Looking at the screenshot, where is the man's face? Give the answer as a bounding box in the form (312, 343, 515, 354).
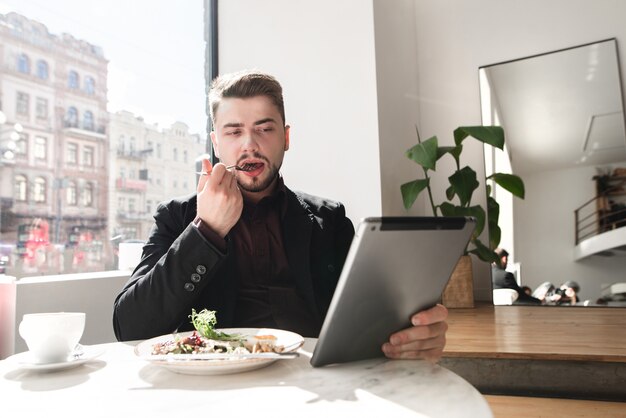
(210, 96, 289, 199)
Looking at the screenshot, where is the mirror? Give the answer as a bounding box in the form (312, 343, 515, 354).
(480, 39, 626, 306)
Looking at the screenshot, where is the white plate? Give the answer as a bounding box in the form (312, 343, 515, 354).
(9, 345, 105, 372)
(135, 328, 304, 375)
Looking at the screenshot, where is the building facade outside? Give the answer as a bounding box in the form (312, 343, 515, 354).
(0, 12, 109, 276)
(108, 112, 206, 267)
(0, 11, 207, 277)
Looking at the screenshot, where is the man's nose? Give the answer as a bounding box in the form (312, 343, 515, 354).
(241, 131, 260, 151)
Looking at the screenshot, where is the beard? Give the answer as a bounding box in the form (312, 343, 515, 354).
(236, 153, 281, 194)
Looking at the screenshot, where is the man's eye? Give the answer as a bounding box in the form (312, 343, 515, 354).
(226, 130, 241, 136)
(259, 127, 274, 133)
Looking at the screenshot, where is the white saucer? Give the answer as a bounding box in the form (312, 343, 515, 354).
(9, 345, 105, 372)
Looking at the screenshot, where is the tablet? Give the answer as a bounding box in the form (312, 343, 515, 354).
(310, 216, 476, 367)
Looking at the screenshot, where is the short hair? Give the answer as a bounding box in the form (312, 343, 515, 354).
(494, 248, 509, 258)
(208, 70, 285, 126)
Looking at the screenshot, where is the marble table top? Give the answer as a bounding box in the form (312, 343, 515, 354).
(0, 338, 492, 418)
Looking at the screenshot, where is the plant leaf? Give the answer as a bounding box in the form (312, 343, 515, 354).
(454, 126, 505, 149)
(468, 238, 499, 263)
(445, 185, 455, 201)
(448, 166, 479, 207)
(401, 179, 430, 210)
(438, 144, 463, 168)
(487, 195, 501, 250)
(439, 203, 485, 238)
(488, 173, 525, 199)
(406, 136, 438, 171)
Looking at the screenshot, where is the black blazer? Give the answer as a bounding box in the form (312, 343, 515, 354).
(491, 266, 541, 305)
(113, 187, 355, 341)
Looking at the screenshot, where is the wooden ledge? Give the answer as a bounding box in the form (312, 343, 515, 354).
(444, 303, 626, 363)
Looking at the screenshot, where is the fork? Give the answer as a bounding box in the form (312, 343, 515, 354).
(196, 164, 254, 176)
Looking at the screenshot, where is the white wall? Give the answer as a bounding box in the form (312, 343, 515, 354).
(412, 0, 626, 300)
(218, 0, 382, 224)
(372, 0, 425, 217)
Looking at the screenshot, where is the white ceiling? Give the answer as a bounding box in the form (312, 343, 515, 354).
(480, 39, 626, 176)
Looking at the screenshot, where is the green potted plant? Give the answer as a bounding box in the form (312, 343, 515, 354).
(401, 126, 525, 264)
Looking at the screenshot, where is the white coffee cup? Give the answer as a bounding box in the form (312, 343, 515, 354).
(18, 312, 86, 364)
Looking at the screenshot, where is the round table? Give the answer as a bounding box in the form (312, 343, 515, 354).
(1, 338, 492, 417)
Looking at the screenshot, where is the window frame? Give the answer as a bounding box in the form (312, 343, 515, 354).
(17, 53, 30, 74)
(16, 91, 29, 116)
(34, 136, 47, 161)
(68, 70, 80, 89)
(33, 177, 47, 203)
(14, 174, 28, 201)
(36, 59, 49, 80)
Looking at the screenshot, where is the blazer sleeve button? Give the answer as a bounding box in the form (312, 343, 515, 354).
(196, 265, 207, 274)
(191, 273, 201, 283)
(184, 283, 195, 292)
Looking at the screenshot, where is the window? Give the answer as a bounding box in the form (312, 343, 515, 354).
(0, 2, 207, 279)
(66, 143, 78, 164)
(33, 177, 47, 203)
(118, 197, 125, 211)
(146, 200, 152, 214)
(173, 148, 178, 161)
(34, 136, 47, 160)
(83, 110, 94, 130)
(15, 175, 27, 201)
(66, 106, 78, 127)
(128, 197, 136, 213)
(68, 70, 79, 89)
(36, 60, 49, 80)
(36, 97, 48, 119)
(16, 92, 29, 116)
(183, 150, 188, 163)
(17, 53, 30, 74)
(84, 76, 95, 94)
(82, 183, 94, 207)
(173, 179, 177, 188)
(83, 146, 94, 166)
(156, 143, 162, 158)
(15, 133, 28, 157)
(118, 135, 126, 153)
(66, 181, 77, 205)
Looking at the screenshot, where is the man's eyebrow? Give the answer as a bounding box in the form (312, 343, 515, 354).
(254, 118, 277, 126)
(222, 122, 244, 129)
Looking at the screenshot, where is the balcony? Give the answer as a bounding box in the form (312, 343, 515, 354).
(62, 121, 106, 140)
(115, 178, 147, 192)
(116, 211, 149, 221)
(116, 148, 153, 160)
(574, 173, 626, 259)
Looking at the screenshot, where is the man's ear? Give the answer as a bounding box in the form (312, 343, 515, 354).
(210, 131, 220, 158)
(284, 125, 290, 151)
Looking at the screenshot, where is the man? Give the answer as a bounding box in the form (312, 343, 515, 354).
(491, 248, 541, 305)
(113, 70, 448, 361)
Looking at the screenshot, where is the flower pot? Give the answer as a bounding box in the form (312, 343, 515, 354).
(442, 255, 474, 308)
